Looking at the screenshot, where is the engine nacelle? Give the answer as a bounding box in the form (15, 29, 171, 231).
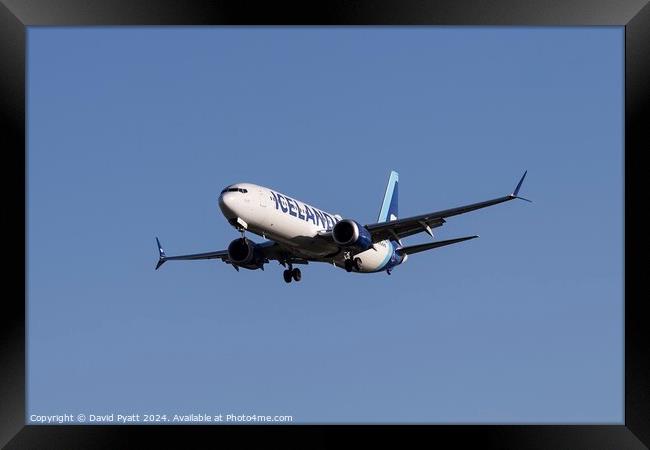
(332, 219, 373, 251)
(227, 238, 265, 270)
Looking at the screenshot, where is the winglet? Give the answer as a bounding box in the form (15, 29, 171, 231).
(513, 170, 527, 196)
(511, 170, 532, 202)
(155, 237, 167, 270)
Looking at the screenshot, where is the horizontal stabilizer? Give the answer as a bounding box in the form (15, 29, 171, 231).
(396, 235, 478, 256)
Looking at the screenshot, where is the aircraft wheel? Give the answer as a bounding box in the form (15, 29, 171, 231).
(353, 257, 362, 270)
(344, 259, 353, 272)
(292, 268, 301, 282)
(283, 269, 292, 283)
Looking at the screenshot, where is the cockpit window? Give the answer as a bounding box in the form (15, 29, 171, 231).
(221, 187, 248, 194)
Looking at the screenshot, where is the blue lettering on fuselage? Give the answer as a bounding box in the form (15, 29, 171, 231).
(313, 209, 323, 227)
(271, 191, 280, 210)
(286, 197, 297, 217)
(304, 205, 315, 224)
(270, 190, 340, 230)
(324, 213, 335, 230)
(277, 194, 288, 213)
(322, 213, 330, 229)
(270, 191, 279, 209)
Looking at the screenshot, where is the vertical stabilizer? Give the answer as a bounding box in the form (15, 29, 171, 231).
(377, 170, 399, 222)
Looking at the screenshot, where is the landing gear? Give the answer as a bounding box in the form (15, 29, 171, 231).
(282, 263, 302, 283)
(283, 269, 292, 283)
(344, 257, 361, 272)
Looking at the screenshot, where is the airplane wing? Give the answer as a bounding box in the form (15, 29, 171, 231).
(365, 171, 530, 243)
(154, 237, 300, 270)
(155, 237, 228, 270)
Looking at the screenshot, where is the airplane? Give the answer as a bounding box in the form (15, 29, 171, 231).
(155, 170, 530, 283)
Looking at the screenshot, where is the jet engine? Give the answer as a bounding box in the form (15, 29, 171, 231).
(332, 219, 373, 251)
(227, 238, 265, 270)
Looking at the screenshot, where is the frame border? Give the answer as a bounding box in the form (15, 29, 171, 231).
(1, 1, 647, 447)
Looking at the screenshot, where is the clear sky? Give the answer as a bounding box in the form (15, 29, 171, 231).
(27, 27, 623, 424)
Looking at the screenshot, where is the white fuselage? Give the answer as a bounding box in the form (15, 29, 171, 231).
(218, 183, 396, 273)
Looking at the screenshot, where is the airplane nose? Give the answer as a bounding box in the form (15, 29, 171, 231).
(218, 192, 237, 218)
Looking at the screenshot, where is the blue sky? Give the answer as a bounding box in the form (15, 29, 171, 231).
(27, 27, 623, 423)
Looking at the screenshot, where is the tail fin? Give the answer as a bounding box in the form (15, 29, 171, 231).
(377, 170, 399, 223)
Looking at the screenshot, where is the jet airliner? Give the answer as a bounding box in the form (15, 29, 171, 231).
(155, 171, 530, 283)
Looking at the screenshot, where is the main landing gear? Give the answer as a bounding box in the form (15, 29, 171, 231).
(282, 263, 302, 283)
(344, 256, 362, 273)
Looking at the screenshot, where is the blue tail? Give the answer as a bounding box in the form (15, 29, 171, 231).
(377, 170, 399, 222)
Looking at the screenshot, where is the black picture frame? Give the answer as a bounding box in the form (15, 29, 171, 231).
(2, 1, 647, 448)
